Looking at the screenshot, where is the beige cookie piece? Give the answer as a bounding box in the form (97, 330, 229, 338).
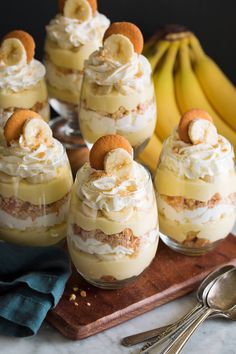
(4, 109, 41, 146)
(89, 134, 133, 170)
(178, 109, 213, 144)
(3, 30, 35, 63)
(103, 22, 144, 55)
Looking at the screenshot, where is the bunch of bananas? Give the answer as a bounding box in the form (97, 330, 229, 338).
(139, 27, 236, 171)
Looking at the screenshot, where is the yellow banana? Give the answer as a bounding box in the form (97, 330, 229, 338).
(154, 41, 181, 141)
(175, 39, 236, 151)
(147, 40, 170, 71)
(138, 133, 162, 172)
(190, 35, 236, 131)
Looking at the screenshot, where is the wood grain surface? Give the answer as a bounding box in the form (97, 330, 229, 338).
(47, 235, 236, 340)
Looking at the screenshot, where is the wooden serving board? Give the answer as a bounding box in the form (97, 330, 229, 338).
(47, 234, 236, 340)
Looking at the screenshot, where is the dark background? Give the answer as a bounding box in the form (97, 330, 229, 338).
(0, 0, 236, 84)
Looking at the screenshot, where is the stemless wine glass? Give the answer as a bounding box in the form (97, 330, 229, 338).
(0, 110, 73, 246)
(79, 22, 157, 156)
(155, 123, 236, 256)
(67, 135, 159, 289)
(0, 30, 50, 141)
(44, 0, 110, 148)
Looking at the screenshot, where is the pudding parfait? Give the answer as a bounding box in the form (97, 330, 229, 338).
(155, 109, 236, 255)
(44, 0, 110, 146)
(0, 30, 49, 140)
(67, 134, 159, 289)
(0, 109, 73, 246)
(79, 22, 156, 154)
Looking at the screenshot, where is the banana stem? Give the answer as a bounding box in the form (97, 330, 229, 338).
(189, 35, 206, 60)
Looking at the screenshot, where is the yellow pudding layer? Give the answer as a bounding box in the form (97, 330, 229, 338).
(155, 167, 236, 202)
(80, 115, 155, 147)
(67, 236, 158, 281)
(69, 194, 158, 236)
(48, 83, 80, 105)
(159, 212, 235, 244)
(0, 80, 48, 110)
(45, 39, 99, 71)
(0, 164, 73, 205)
(81, 80, 155, 113)
(0, 222, 66, 246)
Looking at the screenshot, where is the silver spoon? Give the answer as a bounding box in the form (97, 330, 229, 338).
(141, 267, 236, 354)
(161, 305, 236, 354)
(139, 268, 225, 353)
(121, 264, 234, 347)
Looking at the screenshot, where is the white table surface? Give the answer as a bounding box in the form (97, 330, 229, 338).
(1, 233, 235, 354)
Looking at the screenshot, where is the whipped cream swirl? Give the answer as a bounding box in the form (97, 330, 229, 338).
(46, 13, 110, 49)
(0, 58, 46, 93)
(0, 139, 66, 183)
(159, 129, 235, 179)
(76, 161, 152, 216)
(84, 50, 152, 94)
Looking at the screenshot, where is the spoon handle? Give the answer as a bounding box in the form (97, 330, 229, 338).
(160, 307, 213, 354)
(122, 302, 202, 347)
(137, 304, 203, 353)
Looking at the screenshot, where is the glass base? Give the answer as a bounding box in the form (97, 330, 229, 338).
(78, 272, 140, 290)
(160, 232, 223, 256)
(76, 263, 153, 290)
(133, 137, 150, 159)
(50, 116, 86, 150)
(49, 98, 85, 150)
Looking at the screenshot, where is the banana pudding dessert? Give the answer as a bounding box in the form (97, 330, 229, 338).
(67, 135, 159, 289)
(79, 22, 156, 153)
(45, 0, 110, 110)
(155, 109, 236, 255)
(0, 110, 73, 246)
(0, 30, 49, 137)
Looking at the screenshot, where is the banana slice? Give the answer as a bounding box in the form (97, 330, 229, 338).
(21, 118, 53, 149)
(81, 202, 97, 218)
(188, 119, 218, 146)
(0, 171, 19, 184)
(104, 34, 134, 64)
(64, 0, 92, 21)
(104, 148, 133, 178)
(102, 207, 133, 222)
(0, 38, 26, 66)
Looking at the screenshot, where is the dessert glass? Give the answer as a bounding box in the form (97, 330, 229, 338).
(155, 116, 236, 256)
(0, 110, 73, 246)
(79, 22, 157, 155)
(0, 30, 50, 141)
(67, 136, 159, 289)
(44, 0, 110, 148)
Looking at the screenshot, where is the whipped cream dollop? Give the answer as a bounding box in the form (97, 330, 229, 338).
(159, 129, 235, 179)
(46, 13, 110, 49)
(0, 57, 45, 93)
(0, 138, 66, 183)
(76, 161, 152, 219)
(84, 50, 152, 94)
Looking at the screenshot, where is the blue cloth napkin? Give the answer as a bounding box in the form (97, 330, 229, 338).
(0, 243, 71, 337)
